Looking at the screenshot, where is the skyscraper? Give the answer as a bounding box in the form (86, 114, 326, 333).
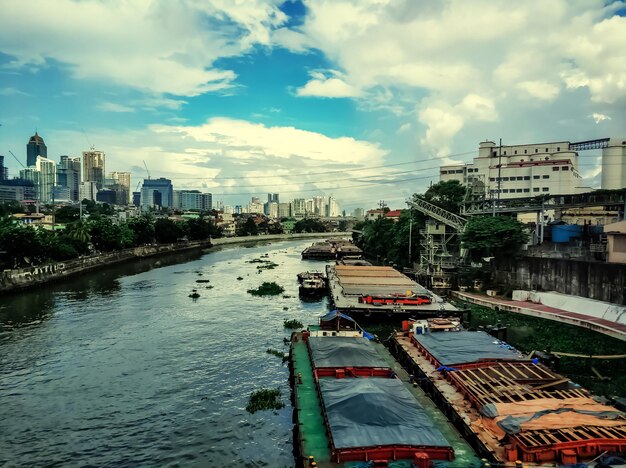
(110, 171, 131, 204)
(0, 155, 8, 180)
(58, 155, 81, 201)
(36, 156, 57, 203)
(82, 150, 105, 189)
(26, 132, 47, 167)
(19, 167, 41, 201)
(140, 177, 173, 210)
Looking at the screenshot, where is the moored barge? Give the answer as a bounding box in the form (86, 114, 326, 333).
(289, 311, 481, 467)
(301, 240, 363, 260)
(389, 321, 626, 466)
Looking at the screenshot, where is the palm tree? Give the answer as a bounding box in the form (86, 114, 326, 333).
(67, 220, 91, 244)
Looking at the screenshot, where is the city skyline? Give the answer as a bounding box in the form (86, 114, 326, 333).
(1, 1, 625, 210)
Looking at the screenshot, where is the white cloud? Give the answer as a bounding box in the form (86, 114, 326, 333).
(97, 102, 134, 113)
(0, 0, 287, 97)
(284, 0, 626, 151)
(0, 87, 29, 96)
(296, 71, 362, 98)
(396, 123, 412, 134)
(590, 112, 611, 123)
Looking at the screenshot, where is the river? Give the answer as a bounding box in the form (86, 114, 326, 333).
(0, 239, 331, 467)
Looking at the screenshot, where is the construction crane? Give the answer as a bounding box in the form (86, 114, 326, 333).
(143, 160, 150, 180)
(8, 150, 25, 168)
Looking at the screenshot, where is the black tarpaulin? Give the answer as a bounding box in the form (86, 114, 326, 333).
(414, 331, 525, 366)
(308, 337, 388, 368)
(319, 378, 451, 449)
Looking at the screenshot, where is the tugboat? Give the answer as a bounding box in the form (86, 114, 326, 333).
(296, 271, 325, 284)
(299, 276, 327, 297)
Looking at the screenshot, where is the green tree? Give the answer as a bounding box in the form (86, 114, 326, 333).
(89, 218, 126, 252)
(0, 201, 24, 217)
(66, 221, 91, 244)
(128, 214, 155, 245)
(54, 206, 80, 224)
(154, 218, 184, 243)
(294, 218, 326, 233)
(461, 216, 529, 260)
(417, 180, 466, 214)
(237, 218, 258, 236)
(0, 220, 45, 267)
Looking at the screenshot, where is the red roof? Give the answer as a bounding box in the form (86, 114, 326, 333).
(385, 210, 403, 217)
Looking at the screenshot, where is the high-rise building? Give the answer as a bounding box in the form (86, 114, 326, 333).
(82, 150, 105, 189)
(79, 181, 98, 201)
(179, 190, 212, 211)
(140, 177, 173, 210)
(19, 167, 41, 201)
(0, 178, 36, 203)
(278, 202, 291, 218)
(58, 155, 81, 201)
(268, 201, 279, 218)
(26, 132, 47, 167)
(267, 193, 279, 203)
(36, 156, 56, 203)
(0, 155, 8, 180)
(110, 171, 131, 203)
(291, 198, 306, 218)
(327, 195, 340, 217)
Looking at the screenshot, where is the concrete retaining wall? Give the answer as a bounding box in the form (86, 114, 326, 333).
(493, 256, 626, 305)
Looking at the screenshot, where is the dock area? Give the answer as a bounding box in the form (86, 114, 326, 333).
(327, 264, 460, 318)
(389, 328, 626, 466)
(451, 290, 626, 342)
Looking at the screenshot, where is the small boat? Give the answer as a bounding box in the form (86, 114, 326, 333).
(296, 270, 326, 284)
(299, 277, 327, 296)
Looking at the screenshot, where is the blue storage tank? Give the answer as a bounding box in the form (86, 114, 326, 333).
(552, 224, 582, 243)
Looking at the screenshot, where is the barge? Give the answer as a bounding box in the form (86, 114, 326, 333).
(289, 311, 481, 467)
(301, 240, 363, 260)
(389, 321, 626, 466)
(327, 264, 462, 319)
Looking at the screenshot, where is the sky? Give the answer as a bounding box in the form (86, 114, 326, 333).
(0, 0, 625, 211)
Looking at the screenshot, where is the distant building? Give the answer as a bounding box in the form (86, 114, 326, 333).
(19, 167, 41, 201)
(0, 178, 36, 203)
(52, 186, 72, 203)
(35, 156, 56, 203)
(601, 138, 626, 190)
(79, 181, 98, 201)
(268, 193, 279, 203)
(327, 195, 340, 217)
(366, 209, 385, 221)
(26, 132, 47, 167)
(96, 189, 117, 205)
(0, 155, 8, 180)
(180, 190, 212, 211)
(58, 156, 81, 201)
(385, 209, 403, 221)
(140, 177, 173, 210)
(110, 171, 131, 203)
(604, 220, 626, 264)
(277, 202, 291, 218)
(83, 150, 105, 189)
(132, 191, 141, 207)
(291, 198, 306, 218)
(352, 208, 365, 220)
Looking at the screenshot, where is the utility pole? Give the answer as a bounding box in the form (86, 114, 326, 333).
(408, 212, 413, 264)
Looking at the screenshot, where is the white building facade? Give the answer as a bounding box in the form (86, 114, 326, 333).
(440, 140, 585, 199)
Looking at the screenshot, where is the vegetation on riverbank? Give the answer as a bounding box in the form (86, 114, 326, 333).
(0, 210, 222, 269)
(246, 388, 285, 413)
(283, 319, 303, 329)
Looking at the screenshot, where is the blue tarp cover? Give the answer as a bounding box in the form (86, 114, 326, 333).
(414, 331, 525, 366)
(319, 378, 451, 450)
(309, 337, 388, 368)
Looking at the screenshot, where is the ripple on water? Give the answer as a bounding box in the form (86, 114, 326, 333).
(0, 240, 326, 467)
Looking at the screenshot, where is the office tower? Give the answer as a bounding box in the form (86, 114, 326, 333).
(58, 155, 81, 201)
(26, 132, 47, 167)
(110, 171, 131, 203)
(0, 156, 8, 180)
(327, 195, 340, 217)
(82, 150, 105, 189)
(36, 156, 56, 203)
(140, 177, 173, 210)
(79, 181, 98, 201)
(19, 167, 41, 201)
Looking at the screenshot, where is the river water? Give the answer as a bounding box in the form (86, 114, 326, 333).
(0, 239, 331, 467)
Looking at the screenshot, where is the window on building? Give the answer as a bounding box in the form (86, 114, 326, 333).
(545, 148, 549, 152)
(524, 176, 530, 180)
(557, 147, 560, 151)
(530, 158, 534, 161)
(516, 176, 523, 180)
(533, 188, 540, 192)
(503, 189, 509, 193)
(521, 159, 524, 162)
(533, 175, 540, 179)
(489, 177, 495, 182)
(514, 150, 517, 154)
(503, 151, 507, 155)
(492, 151, 497, 156)
(542, 187, 549, 192)
(524, 149, 528, 154)
(552, 167, 559, 171)
(543, 175, 549, 179)
(535, 149, 538, 153)
(562, 166, 569, 171)
(523, 188, 530, 192)
(441, 171, 447, 174)
(502, 177, 509, 181)
(456, 169, 463, 173)
(516, 189, 523, 193)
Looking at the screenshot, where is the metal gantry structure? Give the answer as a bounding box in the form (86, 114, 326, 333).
(409, 197, 468, 290)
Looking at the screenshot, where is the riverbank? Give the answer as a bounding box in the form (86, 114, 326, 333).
(0, 231, 351, 295)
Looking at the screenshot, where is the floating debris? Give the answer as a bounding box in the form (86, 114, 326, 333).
(266, 348, 285, 358)
(284, 319, 303, 329)
(196, 279, 211, 283)
(283, 306, 289, 311)
(256, 262, 278, 270)
(237, 276, 244, 281)
(282, 295, 292, 299)
(247, 282, 285, 296)
(246, 388, 284, 413)
(206, 286, 214, 289)
(189, 289, 201, 299)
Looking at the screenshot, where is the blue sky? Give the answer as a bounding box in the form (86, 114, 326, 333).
(1, 0, 625, 210)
